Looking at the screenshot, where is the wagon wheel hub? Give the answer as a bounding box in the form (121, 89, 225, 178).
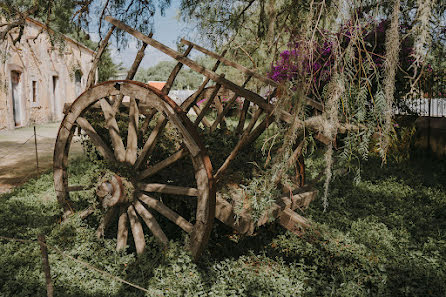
(96, 174, 135, 208)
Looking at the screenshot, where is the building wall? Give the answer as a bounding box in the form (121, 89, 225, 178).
(0, 19, 95, 130)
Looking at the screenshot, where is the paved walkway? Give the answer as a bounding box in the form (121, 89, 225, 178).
(0, 122, 82, 194)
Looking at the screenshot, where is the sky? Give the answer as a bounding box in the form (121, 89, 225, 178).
(96, 1, 198, 71)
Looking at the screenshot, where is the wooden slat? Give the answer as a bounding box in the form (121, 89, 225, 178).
(138, 148, 188, 180)
(86, 26, 115, 89)
(138, 193, 193, 233)
(180, 38, 278, 87)
(125, 97, 138, 165)
(279, 208, 310, 233)
(100, 98, 126, 162)
(104, 17, 293, 123)
(210, 75, 251, 132)
(180, 51, 226, 112)
(76, 117, 116, 162)
(112, 41, 149, 112)
(192, 105, 212, 128)
(235, 98, 250, 136)
(138, 182, 198, 197)
(134, 116, 167, 169)
(127, 205, 146, 255)
(194, 83, 222, 126)
(116, 205, 129, 251)
(214, 108, 264, 180)
(133, 200, 168, 244)
(162, 44, 193, 95)
(215, 195, 255, 235)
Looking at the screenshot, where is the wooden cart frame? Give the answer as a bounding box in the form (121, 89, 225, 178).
(54, 17, 318, 259)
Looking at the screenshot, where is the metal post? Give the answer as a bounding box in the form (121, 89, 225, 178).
(34, 126, 39, 173)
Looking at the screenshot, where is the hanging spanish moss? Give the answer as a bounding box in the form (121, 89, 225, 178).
(381, 0, 401, 161)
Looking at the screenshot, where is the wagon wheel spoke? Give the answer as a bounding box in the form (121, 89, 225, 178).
(76, 116, 117, 162)
(125, 97, 139, 165)
(134, 116, 168, 169)
(140, 108, 157, 137)
(100, 98, 126, 162)
(137, 193, 193, 233)
(127, 204, 146, 254)
(138, 182, 198, 197)
(133, 200, 169, 244)
(96, 206, 118, 239)
(137, 148, 189, 180)
(116, 205, 129, 251)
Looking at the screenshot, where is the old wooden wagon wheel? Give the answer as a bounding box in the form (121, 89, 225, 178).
(54, 80, 215, 259)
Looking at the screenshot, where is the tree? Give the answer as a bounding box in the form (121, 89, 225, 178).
(179, 0, 445, 208)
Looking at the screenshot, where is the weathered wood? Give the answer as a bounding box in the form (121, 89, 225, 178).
(116, 205, 129, 251)
(138, 193, 193, 233)
(86, 26, 115, 89)
(215, 195, 255, 235)
(214, 108, 264, 180)
(162, 44, 193, 95)
(105, 17, 294, 123)
(194, 83, 222, 126)
(37, 234, 54, 297)
(140, 108, 157, 136)
(100, 98, 126, 162)
(133, 200, 169, 244)
(127, 205, 146, 255)
(138, 148, 189, 180)
(180, 38, 278, 87)
(180, 51, 226, 111)
(138, 183, 198, 196)
(125, 97, 139, 164)
(279, 208, 310, 233)
(193, 105, 212, 128)
(134, 116, 167, 169)
(97, 175, 124, 208)
(256, 190, 317, 227)
(54, 81, 215, 260)
(235, 99, 250, 136)
(112, 41, 149, 112)
(96, 206, 118, 238)
(76, 117, 117, 162)
(210, 75, 252, 132)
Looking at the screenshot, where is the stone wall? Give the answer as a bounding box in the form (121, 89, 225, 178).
(0, 18, 95, 130)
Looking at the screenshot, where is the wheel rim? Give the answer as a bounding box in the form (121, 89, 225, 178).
(54, 80, 215, 259)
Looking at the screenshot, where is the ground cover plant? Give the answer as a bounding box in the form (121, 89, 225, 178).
(0, 150, 445, 296)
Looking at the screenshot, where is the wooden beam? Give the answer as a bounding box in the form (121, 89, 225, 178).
(75, 117, 116, 162)
(138, 148, 188, 180)
(210, 75, 252, 132)
(162, 44, 193, 95)
(180, 38, 278, 87)
(138, 183, 198, 197)
(138, 193, 193, 233)
(86, 26, 115, 89)
(104, 17, 293, 124)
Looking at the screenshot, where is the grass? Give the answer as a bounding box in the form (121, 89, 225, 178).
(0, 151, 445, 296)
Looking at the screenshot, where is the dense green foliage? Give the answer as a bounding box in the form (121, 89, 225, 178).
(0, 153, 445, 296)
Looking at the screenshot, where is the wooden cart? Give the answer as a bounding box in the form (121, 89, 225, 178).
(54, 17, 318, 259)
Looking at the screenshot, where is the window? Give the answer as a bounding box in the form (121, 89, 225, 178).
(75, 70, 82, 97)
(30, 80, 39, 107)
(32, 81, 37, 102)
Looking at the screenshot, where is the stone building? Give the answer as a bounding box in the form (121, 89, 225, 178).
(0, 18, 95, 130)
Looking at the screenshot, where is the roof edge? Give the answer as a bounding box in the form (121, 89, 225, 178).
(25, 17, 96, 55)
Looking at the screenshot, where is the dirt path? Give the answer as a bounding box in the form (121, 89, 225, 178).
(0, 122, 82, 194)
